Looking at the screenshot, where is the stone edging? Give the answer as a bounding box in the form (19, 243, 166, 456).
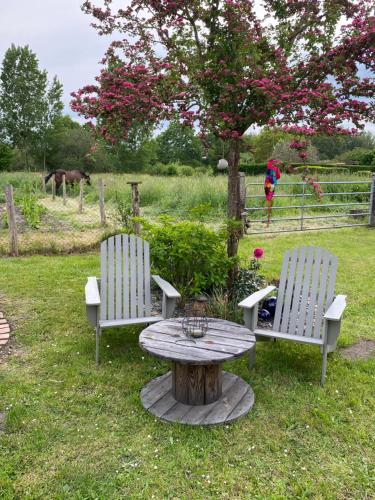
(0, 312, 10, 347)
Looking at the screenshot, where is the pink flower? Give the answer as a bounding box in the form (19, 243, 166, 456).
(253, 248, 264, 260)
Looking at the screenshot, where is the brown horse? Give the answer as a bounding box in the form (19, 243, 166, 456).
(45, 169, 91, 192)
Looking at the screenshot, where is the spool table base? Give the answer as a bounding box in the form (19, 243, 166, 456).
(140, 370, 254, 426)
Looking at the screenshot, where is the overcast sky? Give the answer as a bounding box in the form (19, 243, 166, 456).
(0, 0, 113, 122)
(0, 1, 373, 134)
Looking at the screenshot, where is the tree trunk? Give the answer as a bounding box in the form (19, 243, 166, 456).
(227, 139, 242, 290)
(24, 148, 30, 171)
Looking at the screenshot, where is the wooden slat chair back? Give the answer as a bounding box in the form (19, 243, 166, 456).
(85, 233, 181, 365)
(273, 246, 337, 341)
(100, 234, 151, 322)
(239, 245, 347, 385)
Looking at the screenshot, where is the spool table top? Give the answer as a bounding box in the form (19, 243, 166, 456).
(139, 318, 255, 365)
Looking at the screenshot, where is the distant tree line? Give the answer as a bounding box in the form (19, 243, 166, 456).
(1, 45, 374, 173)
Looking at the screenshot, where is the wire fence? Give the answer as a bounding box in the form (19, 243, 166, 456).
(244, 177, 375, 235)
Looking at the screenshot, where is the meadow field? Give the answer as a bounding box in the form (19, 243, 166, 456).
(0, 170, 372, 255)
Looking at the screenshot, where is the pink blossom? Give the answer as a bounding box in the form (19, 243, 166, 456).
(253, 248, 264, 260)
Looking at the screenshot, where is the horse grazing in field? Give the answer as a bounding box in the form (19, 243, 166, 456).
(45, 169, 91, 192)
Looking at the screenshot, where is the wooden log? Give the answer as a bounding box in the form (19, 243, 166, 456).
(78, 178, 84, 214)
(127, 181, 141, 235)
(172, 363, 222, 405)
(369, 173, 375, 227)
(204, 364, 222, 404)
(4, 184, 19, 257)
(239, 172, 246, 236)
(98, 178, 106, 225)
(62, 174, 67, 206)
(52, 174, 56, 201)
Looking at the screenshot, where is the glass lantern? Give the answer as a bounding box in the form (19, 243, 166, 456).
(217, 158, 228, 170)
(182, 301, 208, 339)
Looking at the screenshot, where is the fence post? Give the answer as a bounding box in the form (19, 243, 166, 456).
(62, 174, 67, 206)
(41, 175, 46, 194)
(78, 179, 84, 214)
(300, 182, 306, 231)
(4, 184, 19, 257)
(52, 174, 56, 201)
(369, 174, 375, 227)
(127, 181, 141, 235)
(98, 178, 106, 226)
(239, 172, 246, 236)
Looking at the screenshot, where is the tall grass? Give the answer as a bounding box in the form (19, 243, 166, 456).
(0, 172, 43, 203)
(0, 170, 372, 219)
(85, 173, 229, 214)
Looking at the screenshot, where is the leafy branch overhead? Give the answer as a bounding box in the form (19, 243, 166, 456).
(72, 0, 374, 141)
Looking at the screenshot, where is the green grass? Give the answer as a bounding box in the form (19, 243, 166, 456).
(1, 170, 371, 217)
(0, 228, 374, 498)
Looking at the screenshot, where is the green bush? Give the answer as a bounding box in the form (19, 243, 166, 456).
(293, 165, 350, 175)
(148, 162, 178, 176)
(360, 149, 375, 166)
(239, 163, 268, 175)
(17, 194, 47, 228)
(178, 165, 194, 176)
(232, 258, 266, 304)
(148, 162, 212, 177)
(194, 166, 213, 176)
(142, 218, 234, 297)
(0, 143, 13, 171)
(113, 193, 134, 233)
(189, 203, 213, 221)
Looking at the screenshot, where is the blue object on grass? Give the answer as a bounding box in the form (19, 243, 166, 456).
(258, 308, 271, 321)
(263, 297, 277, 317)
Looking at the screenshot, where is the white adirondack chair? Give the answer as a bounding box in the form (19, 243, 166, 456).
(239, 246, 347, 385)
(85, 234, 181, 364)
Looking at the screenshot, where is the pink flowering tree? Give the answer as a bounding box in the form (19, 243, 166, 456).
(72, 0, 375, 279)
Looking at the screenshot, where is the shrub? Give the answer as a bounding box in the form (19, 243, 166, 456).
(189, 203, 213, 221)
(148, 163, 212, 176)
(293, 165, 350, 175)
(0, 143, 13, 171)
(114, 193, 134, 233)
(333, 147, 372, 165)
(232, 258, 266, 304)
(360, 149, 375, 166)
(178, 165, 194, 176)
(18, 195, 47, 228)
(142, 218, 234, 297)
(194, 166, 213, 176)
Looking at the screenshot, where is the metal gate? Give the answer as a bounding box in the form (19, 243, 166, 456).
(244, 177, 375, 235)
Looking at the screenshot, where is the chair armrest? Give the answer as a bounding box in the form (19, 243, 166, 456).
(152, 275, 181, 299)
(238, 285, 276, 309)
(324, 295, 347, 322)
(85, 277, 101, 306)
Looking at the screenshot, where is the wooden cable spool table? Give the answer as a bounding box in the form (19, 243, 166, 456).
(139, 318, 256, 426)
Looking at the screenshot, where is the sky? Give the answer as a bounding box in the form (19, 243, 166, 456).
(0, 0, 374, 135)
(0, 0, 114, 123)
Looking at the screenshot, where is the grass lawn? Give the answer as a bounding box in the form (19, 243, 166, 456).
(0, 228, 374, 498)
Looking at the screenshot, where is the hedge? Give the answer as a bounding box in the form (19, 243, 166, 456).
(239, 163, 375, 176)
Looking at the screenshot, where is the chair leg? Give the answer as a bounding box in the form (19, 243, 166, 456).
(321, 343, 328, 386)
(248, 345, 256, 370)
(96, 326, 101, 366)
